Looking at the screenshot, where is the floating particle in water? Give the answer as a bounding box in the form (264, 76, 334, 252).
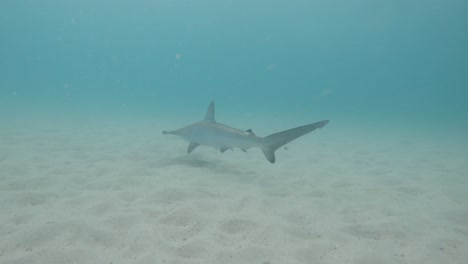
(321, 89, 333, 95)
(175, 53, 182, 60)
(266, 63, 278, 71)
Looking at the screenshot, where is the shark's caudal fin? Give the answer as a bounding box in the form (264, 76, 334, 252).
(261, 120, 329, 163)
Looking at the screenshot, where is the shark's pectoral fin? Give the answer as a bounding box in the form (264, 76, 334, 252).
(241, 148, 247, 152)
(187, 142, 200, 154)
(220, 146, 231, 153)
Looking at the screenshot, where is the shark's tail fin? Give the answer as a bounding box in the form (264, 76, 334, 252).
(260, 120, 329, 163)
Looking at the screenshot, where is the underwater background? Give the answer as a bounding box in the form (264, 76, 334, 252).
(1, 1, 468, 263)
(1, 0, 467, 129)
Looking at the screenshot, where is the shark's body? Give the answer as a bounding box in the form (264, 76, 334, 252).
(163, 101, 329, 163)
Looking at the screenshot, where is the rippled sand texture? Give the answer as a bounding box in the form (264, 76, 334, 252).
(1, 120, 467, 264)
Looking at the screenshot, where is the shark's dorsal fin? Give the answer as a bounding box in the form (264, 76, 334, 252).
(204, 100, 215, 122)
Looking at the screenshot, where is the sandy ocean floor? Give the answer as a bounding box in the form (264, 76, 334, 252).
(1, 117, 467, 264)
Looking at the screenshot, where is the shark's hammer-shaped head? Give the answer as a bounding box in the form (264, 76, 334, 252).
(162, 100, 215, 137)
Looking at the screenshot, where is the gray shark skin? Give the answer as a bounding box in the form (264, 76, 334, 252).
(163, 101, 329, 163)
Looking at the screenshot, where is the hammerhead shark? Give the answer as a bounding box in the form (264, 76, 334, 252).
(163, 101, 329, 163)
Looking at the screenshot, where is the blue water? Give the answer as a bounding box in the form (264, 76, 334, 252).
(1, 1, 468, 263)
(1, 0, 467, 131)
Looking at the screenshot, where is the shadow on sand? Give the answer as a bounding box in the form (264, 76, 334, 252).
(156, 154, 256, 176)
